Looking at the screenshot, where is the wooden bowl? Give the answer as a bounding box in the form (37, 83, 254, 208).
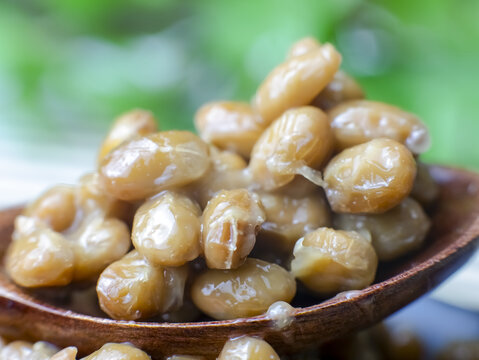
(0, 165, 478, 359)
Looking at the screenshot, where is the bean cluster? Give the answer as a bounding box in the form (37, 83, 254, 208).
(3, 324, 478, 360)
(6, 37, 437, 329)
(0, 336, 281, 359)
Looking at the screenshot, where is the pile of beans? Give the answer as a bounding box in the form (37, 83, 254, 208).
(0, 336, 283, 360)
(4, 36, 440, 357)
(3, 325, 476, 359)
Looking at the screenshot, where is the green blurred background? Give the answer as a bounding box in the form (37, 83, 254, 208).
(0, 0, 478, 169)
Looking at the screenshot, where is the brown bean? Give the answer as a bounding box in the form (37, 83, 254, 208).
(68, 216, 131, 281)
(194, 101, 266, 159)
(0, 341, 34, 360)
(218, 336, 280, 360)
(23, 185, 76, 232)
(132, 191, 201, 267)
(249, 106, 334, 190)
(257, 189, 331, 254)
(411, 162, 439, 206)
(253, 43, 341, 125)
(6, 216, 74, 287)
(291, 228, 378, 294)
(312, 70, 364, 110)
(98, 109, 158, 163)
(287, 37, 321, 58)
(97, 251, 187, 321)
(323, 138, 416, 213)
(334, 198, 431, 261)
(201, 189, 265, 269)
(99, 131, 210, 201)
(191, 258, 296, 320)
(185, 147, 250, 209)
(83, 343, 151, 360)
(50, 347, 78, 360)
(77, 172, 133, 222)
(328, 100, 430, 154)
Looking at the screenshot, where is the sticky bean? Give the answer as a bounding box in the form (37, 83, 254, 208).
(257, 190, 331, 254)
(195, 101, 266, 159)
(312, 70, 364, 110)
(68, 216, 131, 281)
(97, 251, 187, 320)
(249, 106, 334, 190)
(50, 347, 78, 360)
(0, 341, 34, 360)
(201, 189, 265, 269)
(23, 185, 76, 232)
(291, 228, 378, 294)
(6, 216, 74, 287)
(323, 138, 416, 214)
(99, 131, 210, 201)
(83, 343, 151, 360)
(218, 336, 280, 360)
(334, 198, 431, 261)
(191, 258, 296, 320)
(287, 37, 321, 58)
(328, 100, 430, 154)
(132, 191, 201, 267)
(411, 162, 439, 206)
(253, 43, 341, 125)
(97, 109, 158, 163)
(185, 147, 250, 209)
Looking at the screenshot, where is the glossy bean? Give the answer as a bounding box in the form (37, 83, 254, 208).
(411, 162, 439, 206)
(312, 70, 364, 110)
(83, 343, 151, 360)
(191, 258, 296, 320)
(99, 131, 210, 201)
(249, 106, 334, 190)
(253, 43, 341, 125)
(97, 109, 158, 163)
(68, 216, 131, 281)
(328, 100, 430, 154)
(23, 185, 76, 232)
(184, 147, 250, 209)
(6, 216, 74, 287)
(97, 251, 187, 321)
(218, 336, 280, 360)
(133, 191, 201, 267)
(323, 138, 416, 213)
(291, 228, 378, 294)
(334, 198, 431, 261)
(195, 102, 266, 159)
(201, 189, 265, 269)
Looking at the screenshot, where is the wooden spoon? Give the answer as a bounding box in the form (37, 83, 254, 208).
(0, 165, 478, 359)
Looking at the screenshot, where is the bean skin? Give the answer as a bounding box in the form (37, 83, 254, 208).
(201, 189, 265, 270)
(253, 43, 341, 125)
(132, 191, 202, 267)
(195, 101, 266, 159)
(291, 228, 378, 294)
(97, 109, 158, 163)
(328, 100, 430, 154)
(98, 131, 210, 201)
(191, 258, 296, 320)
(249, 106, 334, 190)
(323, 138, 416, 214)
(334, 198, 431, 261)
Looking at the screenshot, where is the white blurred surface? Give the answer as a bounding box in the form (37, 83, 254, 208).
(0, 135, 97, 208)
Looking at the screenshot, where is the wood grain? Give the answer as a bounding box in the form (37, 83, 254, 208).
(0, 166, 477, 359)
